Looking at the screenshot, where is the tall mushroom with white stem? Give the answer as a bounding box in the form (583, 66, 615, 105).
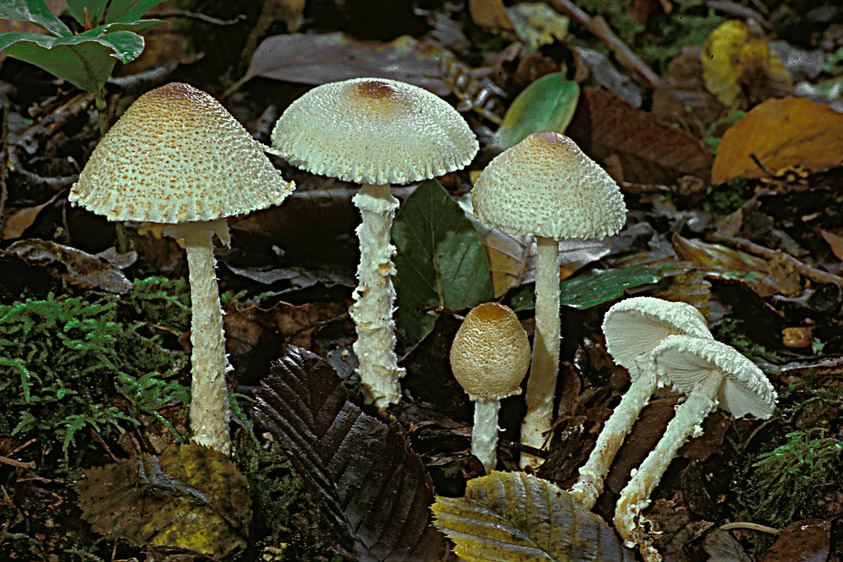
(472, 131, 627, 469)
(570, 297, 712, 509)
(614, 335, 777, 562)
(69, 82, 295, 455)
(271, 78, 478, 410)
(449, 302, 531, 473)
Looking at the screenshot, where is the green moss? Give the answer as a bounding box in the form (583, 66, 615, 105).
(0, 285, 189, 467)
(737, 428, 842, 527)
(235, 437, 343, 562)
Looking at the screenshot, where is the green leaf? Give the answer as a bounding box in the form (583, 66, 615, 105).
(431, 471, 633, 562)
(105, 0, 168, 24)
(512, 265, 677, 311)
(393, 180, 493, 342)
(494, 73, 579, 152)
(0, 28, 146, 95)
(0, 0, 71, 37)
(66, 0, 110, 27)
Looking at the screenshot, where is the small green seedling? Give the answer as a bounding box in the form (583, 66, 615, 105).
(0, 0, 166, 132)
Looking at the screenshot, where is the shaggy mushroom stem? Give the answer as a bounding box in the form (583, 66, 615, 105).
(615, 371, 723, 561)
(571, 365, 657, 509)
(165, 219, 232, 456)
(520, 235, 560, 468)
(472, 397, 502, 473)
(350, 183, 405, 409)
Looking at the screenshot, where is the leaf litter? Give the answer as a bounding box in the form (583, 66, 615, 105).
(2, 1, 843, 561)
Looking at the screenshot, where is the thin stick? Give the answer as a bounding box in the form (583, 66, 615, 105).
(545, 0, 663, 89)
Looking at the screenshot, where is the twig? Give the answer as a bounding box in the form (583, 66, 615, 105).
(544, 0, 663, 89)
(720, 521, 781, 534)
(706, 233, 843, 288)
(145, 10, 246, 26)
(0, 455, 35, 470)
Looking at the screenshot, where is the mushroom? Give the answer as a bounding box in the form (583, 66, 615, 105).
(471, 131, 627, 468)
(570, 297, 712, 509)
(614, 335, 777, 562)
(449, 302, 531, 473)
(271, 77, 478, 410)
(69, 82, 295, 455)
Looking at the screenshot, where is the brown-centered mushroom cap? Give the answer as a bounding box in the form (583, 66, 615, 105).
(450, 302, 530, 400)
(70, 82, 294, 223)
(472, 131, 626, 239)
(271, 77, 479, 186)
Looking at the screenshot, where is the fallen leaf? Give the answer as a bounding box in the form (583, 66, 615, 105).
(252, 346, 445, 562)
(507, 2, 569, 51)
(567, 88, 715, 184)
(468, 0, 514, 33)
(759, 519, 831, 562)
(431, 471, 634, 562)
(701, 20, 792, 107)
(711, 97, 843, 184)
(76, 443, 251, 559)
(242, 32, 448, 95)
(819, 229, 843, 261)
(2, 191, 63, 241)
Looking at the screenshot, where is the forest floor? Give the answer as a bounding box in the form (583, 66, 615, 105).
(1, 0, 842, 561)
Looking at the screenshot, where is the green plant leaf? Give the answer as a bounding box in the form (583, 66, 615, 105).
(0, 0, 71, 37)
(511, 265, 678, 311)
(0, 28, 146, 95)
(494, 73, 579, 152)
(105, 0, 168, 24)
(66, 0, 110, 27)
(431, 471, 633, 562)
(393, 180, 493, 342)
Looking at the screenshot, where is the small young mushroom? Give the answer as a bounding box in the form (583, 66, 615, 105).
(472, 131, 627, 469)
(69, 82, 295, 455)
(614, 335, 777, 562)
(272, 77, 478, 410)
(570, 297, 712, 509)
(449, 302, 531, 473)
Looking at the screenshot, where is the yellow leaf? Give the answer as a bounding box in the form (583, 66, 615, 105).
(468, 0, 515, 33)
(701, 20, 791, 107)
(712, 97, 843, 184)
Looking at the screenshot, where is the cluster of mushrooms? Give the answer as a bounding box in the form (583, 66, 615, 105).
(68, 79, 777, 562)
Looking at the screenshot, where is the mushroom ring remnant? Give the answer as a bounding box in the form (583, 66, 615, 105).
(472, 131, 627, 469)
(70, 82, 295, 454)
(614, 335, 777, 562)
(271, 77, 477, 410)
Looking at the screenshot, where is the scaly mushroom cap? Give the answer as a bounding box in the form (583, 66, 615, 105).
(69, 82, 295, 223)
(472, 131, 627, 239)
(603, 297, 712, 380)
(271, 77, 478, 185)
(652, 335, 777, 419)
(450, 302, 531, 400)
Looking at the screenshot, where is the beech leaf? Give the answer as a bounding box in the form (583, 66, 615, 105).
(251, 346, 445, 562)
(431, 471, 634, 562)
(75, 443, 251, 559)
(711, 97, 843, 184)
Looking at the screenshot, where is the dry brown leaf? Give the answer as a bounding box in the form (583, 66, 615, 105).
(468, 0, 515, 34)
(819, 229, 843, 261)
(567, 88, 715, 184)
(711, 97, 843, 184)
(2, 192, 63, 241)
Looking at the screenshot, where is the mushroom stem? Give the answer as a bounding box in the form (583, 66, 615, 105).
(166, 219, 232, 456)
(520, 235, 560, 468)
(472, 397, 502, 473)
(615, 370, 724, 561)
(350, 183, 405, 409)
(571, 366, 658, 509)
